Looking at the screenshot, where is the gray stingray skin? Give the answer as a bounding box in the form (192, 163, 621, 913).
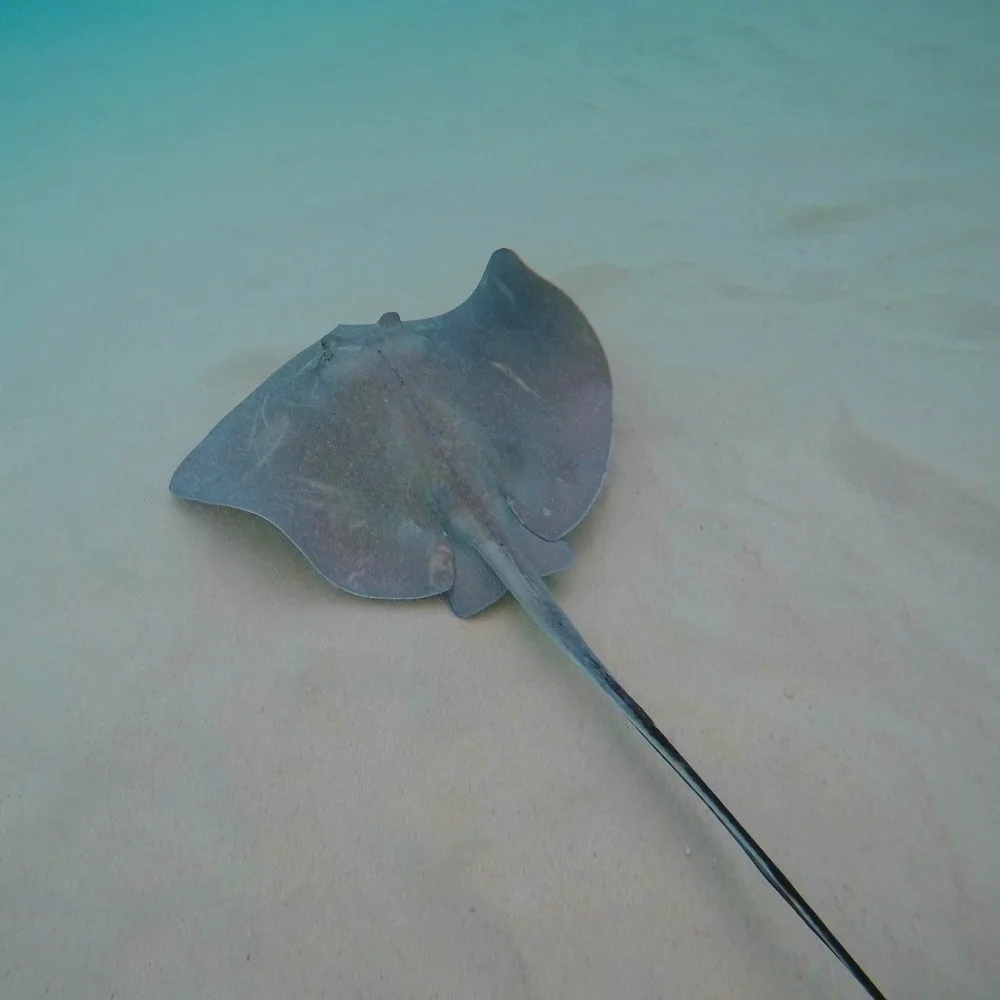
(170, 249, 887, 1000)
(170, 249, 610, 618)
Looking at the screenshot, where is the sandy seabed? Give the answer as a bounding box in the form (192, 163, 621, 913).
(2, 2, 998, 998)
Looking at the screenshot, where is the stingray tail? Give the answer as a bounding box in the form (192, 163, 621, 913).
(458, 509, 888, 1000)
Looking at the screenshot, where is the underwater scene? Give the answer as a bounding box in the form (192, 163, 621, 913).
(2, 2, 998, 998)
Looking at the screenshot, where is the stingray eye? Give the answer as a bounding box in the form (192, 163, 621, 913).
(376, 311, 402, 329)
(318, 332, 338, 362)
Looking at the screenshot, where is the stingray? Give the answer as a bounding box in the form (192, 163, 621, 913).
(170, 248, 887, 999)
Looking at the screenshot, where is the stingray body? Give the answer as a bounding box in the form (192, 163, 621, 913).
(170, 249, 886, 999)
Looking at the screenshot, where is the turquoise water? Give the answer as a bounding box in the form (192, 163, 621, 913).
(2, 3, 998, 998)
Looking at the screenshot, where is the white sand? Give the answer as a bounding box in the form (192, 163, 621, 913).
(2, 2, 998, 997)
